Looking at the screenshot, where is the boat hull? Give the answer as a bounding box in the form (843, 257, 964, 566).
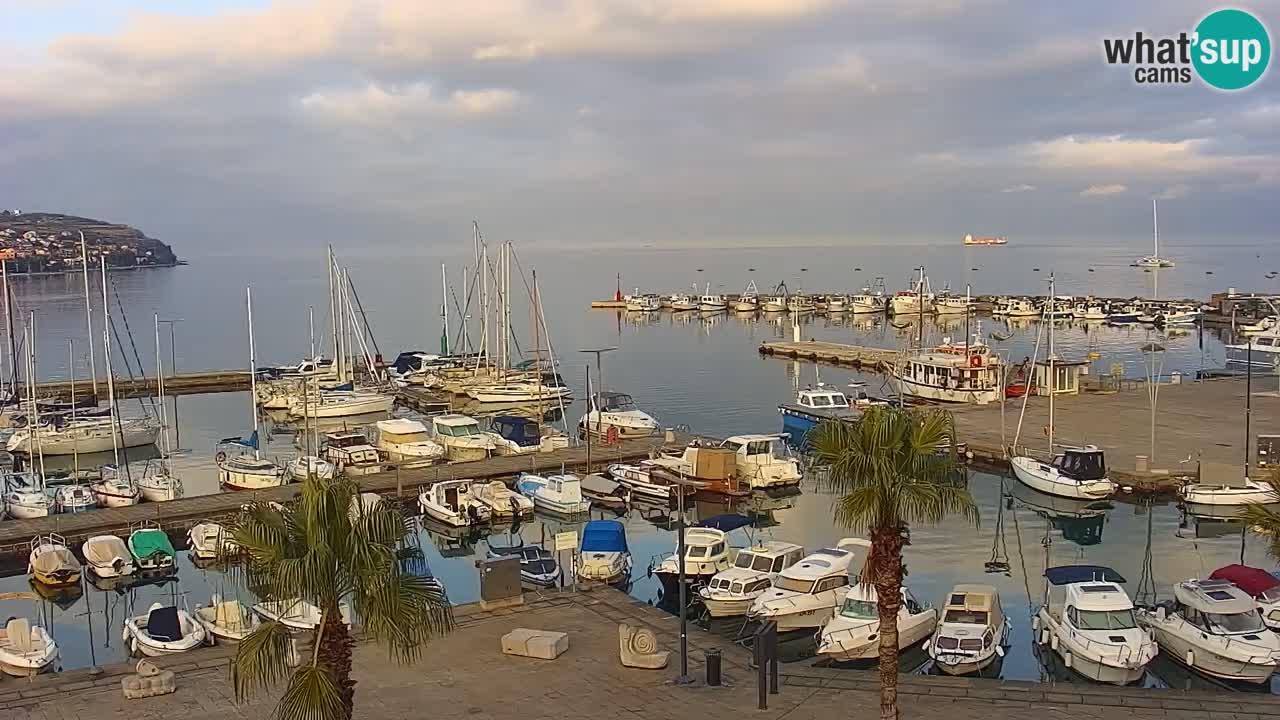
(895, 375, 1001, 405)
(1145, 623, 1277, 684)
(219, 468, 286, 491)
(701, 596, 756, 618)
(1011, 457, 1116, 500)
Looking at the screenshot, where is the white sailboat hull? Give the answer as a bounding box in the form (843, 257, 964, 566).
(7, 420, 159, 455)
(1011, 456, 1116, 500)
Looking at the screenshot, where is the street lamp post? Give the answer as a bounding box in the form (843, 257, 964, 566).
(158, 318, 184, 450)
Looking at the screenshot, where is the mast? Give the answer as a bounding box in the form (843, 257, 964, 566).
(533, 268, 542, 422)
(917, 265, 925, 349)
(27, 318, 45, 480)
(80, 232, 98, 396)
(441, 262, 449, 355)
(1152, 199, 1159, 258)
(306, 306, 316, 457)
(246, 287, 261, 459)
(101, 258, 120, 469)
(308, 306, 316, 366)
(3, 260, 17, 394)
(1047, 273, 1056, 455)
(69, 339, 77, 478)
(154, 314, 172, 471)
(327, 246, 339, 380)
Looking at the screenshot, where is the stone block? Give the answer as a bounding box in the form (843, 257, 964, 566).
(501, 628, 569, 660)
(618, 623, 670, 669)
(121, 659, 176, 699)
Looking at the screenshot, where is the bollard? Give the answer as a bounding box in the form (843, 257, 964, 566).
(754, 634, 767, 710)
(705, 649, 721, 687)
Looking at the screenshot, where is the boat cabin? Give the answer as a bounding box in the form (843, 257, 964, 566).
(429, 480, 476, 515)
(323, 432, 379, 465)
(772, 541, 870, 594)
(1051, 447, 1107, 481)
(432, 414, 486, 437)
(1168, 579, 1268, 637)
(376, 418, 431, 443)
(1209, 564, 1280, 629)
(1043, 566, 1137, 624)
(731, 541, 805, 576)
(795, 388, 850, 411)
(1032, 358, 1088, 396)
(590, 392, 638, 413)
(492, 416, 541, 448)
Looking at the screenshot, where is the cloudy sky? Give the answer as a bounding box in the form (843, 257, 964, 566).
(0, 1, 1275, 254)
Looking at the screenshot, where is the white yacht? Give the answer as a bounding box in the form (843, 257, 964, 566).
(516, 473, 591, 514)
(322, 431, 383, 476)
(471, 480, 534, 518)
(489, 416, 568, 456)
(418, 479, 492, 527)
(1034, 566, 1157, 685)
(578, 391, 659, 439)
(430, 414, 497, 461)
(285, 455, 337, 482)
(373, 418, 446, 464)
(1226, 319, 1280, 372)
(6, 416, 159, 455)
(718, 434, 803, 490)
(747, 539, 871, 632)
(1209, 565, 1280, 631)
(927, 584, 1010, 676)
(466, 380, 572, 404)
(1138, 578, 1280, 684)
(817, 585, 938, 662)
(699, 541, 805, 618)
(91, 466, 140, 508)
(652, 526, 736, 599)
(893, 329, 1005, 405)
(3, 472, 51, 519)
(218, 445, 285, 491)
(1012, 446, 1117, 500)
(288, 390, 394, 419)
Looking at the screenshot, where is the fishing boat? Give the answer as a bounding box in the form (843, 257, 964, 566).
(1107, 304, 1143, 323)
(418, 479, 491, 527)
(579, 473, 631, 510)
(698, 285, 728, 312)
(848, 279, 887, 314)
(1033, 566, 1156, 685)
(123, 603, 207, 656)
(1002, 298, 1042, 317)
(698, 541, 805, 618)
(927, 584, 1011, 676)
(187, 521, 233, 561)
(193, 595, 259, 644)
(667, 293, 697, 311)
(893, 328, 1005, 405)
(321, 431, 383, 476)
(471, 480, 534, 518)
(762, 294, 788, 312)
(1209, 565, 1280, 631)
(786, 293, 815, 314)
(817, 585, 938, 662)
(625, 293, 662, 312)
(82, 535, 135, 578)
(285, 454, 337, 481)
(128, 522, 176, 573)
(1137, 578, 1280, 684)
(3, 471, 51, 519)
(576, 520, 632, 585)
(606, 463, 677, 502)
(431, 414, 497, 461)
(53, 484, 94, 513)
(1012, 447, 1117, 501)
(371, 418, 446, 463)
(1132, 200, 1175, 268)
(91, 465, 141, 508)
(891, 267, 933, 316)
(28, 534, 82, 587)
(747, 539, 871, 632)
(578, 391, 659, 439)
(516, 473, 591, 514)
(487, 540, 561, 587)
(733, 281, 760, 312)
(934, 286, 973, 316)
(0, 616, 58, 677)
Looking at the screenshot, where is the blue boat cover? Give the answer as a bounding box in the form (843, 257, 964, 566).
(147, 606, 183, 642)
(494, 416, 540, 447)
(697, 514, 753, 532)
(1044, 565, 1126, 585)
(581, 520, 628, 553)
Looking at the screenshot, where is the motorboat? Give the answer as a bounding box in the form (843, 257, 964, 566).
(579, 473, 631, 510)
(516, 473, 591, 514)
(0, 617, 58, 677)
(927, 584, 1011, 676)
(1077, 302, 1108, 320)
(252, 598, 339, 631)
(217, 438, 285, 490)
(817, 585, 938, 662)
(824, 295, 848, 313)
(698, 541, 805, 618)
(53, 484, 95, 513)
(137, 470, 183, 502)
(3, 471, 51, 519)
(322, 431, 383, 476)
(287, 390, 394, 419)
(489, 415, 568, 456)
(606, 462, 677, 502)
(194, 595, 259, 644)
(367, 418, 441, 464)
(667, 293, 698, 311)
(576, 520, 632, 584)
(1226, 319, 1280, 372)
(471, 480, 534, 518)
(1107, 304, 1143, 323)
(285, 454, 338, 482)
(786, 293, 815, 314)
(187, 521, 233, 561)
(1209, 565, 1280, 631)
(1158, 305, 1201, 325)
(578, 391, 659, 439)
(893, 329, 1005, 405)
(1137, 578, 1280, 684)
(625, 293, 662, 312)
(6, 415, 159, 455)
(487, 539, 561, 587)
(1178, 461, 1276, 507)
(1034, 566, 1156, 685)
(719, 434, 803, 490)
(747, 539, 871, 632)
(128, 522, 176, 573)
(652, 523, 739, 598)
(91, 465, 141, 508)
(1012, 446, 1117, 500)
(81, 535, 135, 578)
(28, 534, 82, 588)
(418, 479, 492, 527)
(1002, 298, 1042, 317)
(466, 380, 572, 404)
(123, 603, 207, 656)
(778, 385, 889, 448)
(431, 414, 497, 461)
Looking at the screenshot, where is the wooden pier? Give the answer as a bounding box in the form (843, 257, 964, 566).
(758, 340, 901, 372)
(394, 386, 453, 414)
(30, 370, 251, 400)
(0, 435, 670, 565)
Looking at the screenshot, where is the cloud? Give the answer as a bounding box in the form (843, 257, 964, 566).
(300, 83, 521, 126)
(1156, 184, 1190, 200)
(1079, 184, 1127, 197)
(1000, 184, 1036, 193)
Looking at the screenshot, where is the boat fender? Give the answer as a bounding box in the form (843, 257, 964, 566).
(1050, 634, 1059, 651)
(215, 451, 227, 463)
(1062, 651, 1072, 669)
(995, 645, 1005, 658)
(1038, 628, 1049, 646)
(1185, 649, 1195, 667)
(1031, 616, 1040, 633)
(969, 355, 982, 368)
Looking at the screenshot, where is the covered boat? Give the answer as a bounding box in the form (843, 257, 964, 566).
(1209, 565, 1280, 631)
(1034, 566, 1156, 685)
(194, 595, 259, 644)
(28, 534, 81, 588)
(123, 603, 206, 656)
(577, 520, 632, 585)
(579, 473, 630, 510)
(81, 535, 136, 579)
(128, 523, 177, 573)
(927, 584, 1010, 676)
(487, 541, 561, 588)
(471, 480, 534, 518)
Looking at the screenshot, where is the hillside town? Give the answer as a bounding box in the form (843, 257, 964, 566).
(0, 209, 180, 274)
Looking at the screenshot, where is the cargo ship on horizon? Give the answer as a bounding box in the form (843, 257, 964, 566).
(962, 234, 1007, 246)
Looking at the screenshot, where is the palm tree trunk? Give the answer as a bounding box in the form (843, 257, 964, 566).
(870, 523, 906, 720)
(317, 607, 356, 720)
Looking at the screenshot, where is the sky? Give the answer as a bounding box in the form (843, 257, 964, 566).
(0, 0, 1276, 256)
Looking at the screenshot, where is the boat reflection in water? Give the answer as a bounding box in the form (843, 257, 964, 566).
(1006, 477, 1112, 546)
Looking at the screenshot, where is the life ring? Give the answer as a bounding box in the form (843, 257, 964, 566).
(215, 451, 227, 463)
(969, 354, 982, 368)
(606, 426, 620, 445)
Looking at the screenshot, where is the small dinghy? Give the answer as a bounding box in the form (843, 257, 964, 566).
(576, 520, 632, 585)
(487, 540, 561, 588)
(28, 534, 82, 588)
(187, 521, 233, 561)
(580, 473, 631, 511)
(81, 535, 136, 578)
(418, 479, 491, 527)
(129, 522, 177, 573)
(194, 595, 259, 644)
(0, 617, 59, 677)
(122, 603, 207, 656)
(253, 598, 324, 631)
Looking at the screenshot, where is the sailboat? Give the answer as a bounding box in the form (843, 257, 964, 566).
(1011, 275, 1118, 500)
(138, 314, 184, 502)
(1132, 200, 1175, 268)
(218, 288, 284, 491)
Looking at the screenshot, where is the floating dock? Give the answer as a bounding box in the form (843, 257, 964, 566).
(758, 340, 901, 372)
(0, 435, 670, 564)
(30, 371, 251, 400)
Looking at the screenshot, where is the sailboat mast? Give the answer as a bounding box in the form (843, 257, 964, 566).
(246, 287, 261, 459)
(70, 339, 77, 477)
(80, 232, 98, 397)
(3, 260, 17, 393)
(1047, 273, 1056, 455)
(328, 246, 339, 380)
(308, 306, 316, 366)
(533, 268, 542, 420)
(27, 318, 45, 479)
(917, 265, 925, 349)
(1152, 199, 1159, 258)
(441, 262, 449, 355)
(101, 258, 120, 468)
(154, 314, 169, 454)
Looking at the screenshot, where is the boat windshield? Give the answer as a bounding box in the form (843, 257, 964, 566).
(1205, 611, 1265, 634)
(440, 423, 481, 437)
(943, 609, 988, 625)
(735, 552, 775, 572)
(1262, 587, 1280, 603)
(601, 395, 636, 411)
(773, 576, 816, 594)
(840, 598, 878, 620)
(1075, 609, 1138, 630)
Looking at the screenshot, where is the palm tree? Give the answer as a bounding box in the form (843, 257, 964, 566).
(228, 476, 453, 720)
(810, 407, 977, 720)
(1236, 470, 1280, 557)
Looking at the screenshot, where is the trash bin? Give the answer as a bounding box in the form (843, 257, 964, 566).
(705, 649, 722, 686)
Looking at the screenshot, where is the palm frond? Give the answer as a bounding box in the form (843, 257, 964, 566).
(275, 665, 346, 720)
(231, 620, 294, 700)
